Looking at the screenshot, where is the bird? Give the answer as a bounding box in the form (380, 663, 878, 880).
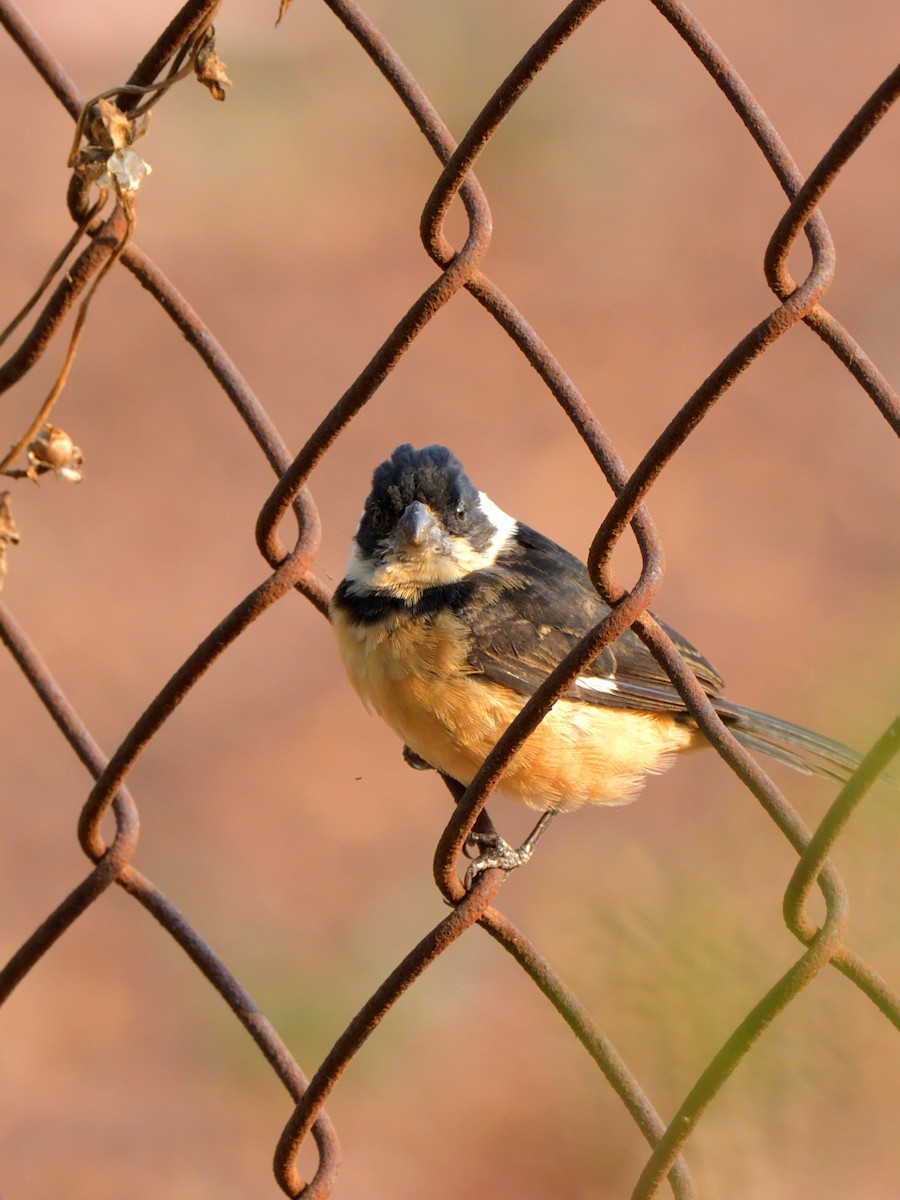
(330, 443, 871, 879)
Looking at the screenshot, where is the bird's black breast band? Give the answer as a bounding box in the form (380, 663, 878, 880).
(332, 578, 478, 626)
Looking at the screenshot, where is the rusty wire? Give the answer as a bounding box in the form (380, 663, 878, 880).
(0, 0, 897, 1197)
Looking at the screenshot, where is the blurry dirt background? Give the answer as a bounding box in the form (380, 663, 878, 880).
(1, 2, 898, 1197)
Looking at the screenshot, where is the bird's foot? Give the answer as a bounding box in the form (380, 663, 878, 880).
(464, 831, 535, 890)
(463, 810, 559, 890)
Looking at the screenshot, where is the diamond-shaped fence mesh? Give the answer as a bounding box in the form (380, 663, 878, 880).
(1, 2, 898, 1197)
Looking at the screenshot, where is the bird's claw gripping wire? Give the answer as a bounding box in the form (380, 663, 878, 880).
(463, 810, 558, 890)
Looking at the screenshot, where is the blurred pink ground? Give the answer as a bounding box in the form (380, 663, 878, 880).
(1, 2, 898, 1197)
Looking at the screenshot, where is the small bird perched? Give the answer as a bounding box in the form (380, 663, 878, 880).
(331, 444, 866, 876)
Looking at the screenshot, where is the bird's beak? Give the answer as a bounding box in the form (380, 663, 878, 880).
(397, 501, 443, 552)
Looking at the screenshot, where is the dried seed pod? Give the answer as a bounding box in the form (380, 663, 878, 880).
(72, 99, 151, 197)
(26, 425, 84, 483)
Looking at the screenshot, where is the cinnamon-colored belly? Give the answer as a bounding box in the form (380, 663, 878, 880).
(333, 607, 694, 810)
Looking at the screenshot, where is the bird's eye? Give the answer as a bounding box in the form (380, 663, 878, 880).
(369, 506, 386, 529)
(455, 501, 466, 520)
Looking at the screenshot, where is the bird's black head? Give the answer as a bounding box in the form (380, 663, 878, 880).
(346, 444, 516, 599)
(358, 444, 479, 554)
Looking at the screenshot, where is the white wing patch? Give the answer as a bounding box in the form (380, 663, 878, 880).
(575, 675, 618, 695)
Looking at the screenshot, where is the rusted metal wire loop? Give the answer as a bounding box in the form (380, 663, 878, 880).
(118, 860, 343, 1193)
(765, 65, 900, 300)
(785, 715, 900, 937)
(78, 530, 317, 859)
(418, 0, 604, 261)
(781, 716, 900, 1030)
(434, 774, 696, 1199)
(0, 607, 139, 1003)
(121, 244, 330, 615)
(653, 0, 900, 432)
(253, 187, 493, 572)
(0, 597, 342, 1189)
(0, 1, 896, 1198)
(274, 868, 507, 1198)
(763, 62, 900, 432)
(631, 887, 850, 1200)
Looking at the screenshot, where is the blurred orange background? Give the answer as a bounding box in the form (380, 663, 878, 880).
(1, 1, 898, 1197)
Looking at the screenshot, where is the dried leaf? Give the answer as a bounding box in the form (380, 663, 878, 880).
(86, 97, 133, 151)
(195, 28, 232, 102)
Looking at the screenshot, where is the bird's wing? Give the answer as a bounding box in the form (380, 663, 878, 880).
(463, 523, 724, 714)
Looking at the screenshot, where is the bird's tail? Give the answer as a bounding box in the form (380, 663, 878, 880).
(711, 698, 870, 785)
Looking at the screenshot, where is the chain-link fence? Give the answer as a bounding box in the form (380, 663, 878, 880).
(1, 1, 898, 1197)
